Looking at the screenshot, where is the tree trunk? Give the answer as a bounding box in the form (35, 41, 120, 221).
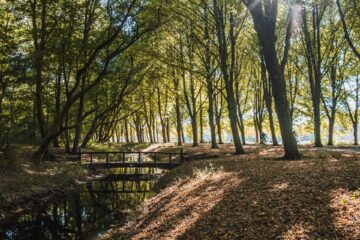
(191, 116, 198, 147)
(313, 100, 322, 147)
(72, 79, 85, 153)
(31, 0, 48, 140)
(328, 116, 334, 146)
(248, 1, 299, 159)
(207, 84, 218, 148)
(166, 118, 170, 143)
(81, 118, 98, 148)
(125, 119, 130, 143)
(215, 114, 223, 144)
(64, 116, 71, 153)
(175, 96, 182, 146)
(235, 82, 246, 145)
(261, 52, 278, 146)
(354, 123, 358, 145)
(157, 87, 167, 143)
(32, 126, 61, 161)
(200, 105, 204, 143)
(143, 99, 153, 143)
(181, 118, 185, 143)
(213, 2, 244, 154)
(254, 117, 259, 144)
(302, 5, 323, 147)
(53, 68, 61, 148)
(268, 109, 278, 146)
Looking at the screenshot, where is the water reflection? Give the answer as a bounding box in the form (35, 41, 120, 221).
(0, 168, 159, 240)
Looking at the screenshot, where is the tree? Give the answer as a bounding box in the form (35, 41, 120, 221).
(31, 0, 161, 160)
(213, 0, 245, 154)
(244, 0, 300, 159)
(344, 75, 360, 145)
(336, 0, 360, 60)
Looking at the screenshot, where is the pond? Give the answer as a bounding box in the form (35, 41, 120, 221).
(0, 167, 162, 240)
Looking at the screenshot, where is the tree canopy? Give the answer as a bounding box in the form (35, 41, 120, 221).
(0, 0, 359, 160)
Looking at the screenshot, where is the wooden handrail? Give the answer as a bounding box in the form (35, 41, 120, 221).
(81, 149, 186, 167)
(80, 151, 186, 155)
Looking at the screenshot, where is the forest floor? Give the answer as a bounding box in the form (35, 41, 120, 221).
(0, 143, 153, 221)
(102, 144, 360, 240)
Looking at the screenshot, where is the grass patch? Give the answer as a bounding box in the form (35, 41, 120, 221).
(85, 142, 151, 152)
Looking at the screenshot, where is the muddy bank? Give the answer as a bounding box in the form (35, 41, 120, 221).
(0, 161, 100, 221)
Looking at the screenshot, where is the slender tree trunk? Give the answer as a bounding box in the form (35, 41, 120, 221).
(254, 117, 259, 144)
(213, 2, 244, 154)
(190, 116, 198, 146)
(166, 118, 170, 143)
(72, 78, 86, 153)
(328, 116, 335, 145)
(261, 52, 278, 146)
(81, 118, 98, 148)
(64, 116, 70, 153)
(313, 99, 322, 146)
(207, 85, 218, 148)
(181, 118, 185, 143)
(175, 96, 182, 146)
(235, 82, 246, 145)
(125, 119, 130, 143)
(157, 87, 167, 143)
(238, 111, 246, 145)
(31, 100, 37, 144)
(354, 123, 358, 145)
(31, 0, 48, 140)
(143, 99, 153, 143)
(200, 105, 204, 143)
(215, 116, 223, 144)
(302, 5, 323, 147)
(202, 2, 217, 148)
(268, 109, 278, 145)
(215, 90, 223, 144)
(53, 68, 61, 148)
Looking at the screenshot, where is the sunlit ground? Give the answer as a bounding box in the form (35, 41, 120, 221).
(102, 144, 360, 240)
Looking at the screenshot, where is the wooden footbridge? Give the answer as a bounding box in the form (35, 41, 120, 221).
(80, 149, 186, 170)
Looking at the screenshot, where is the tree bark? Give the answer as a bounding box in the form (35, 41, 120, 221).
(261, 52, 278, 145)
(328, 116, 334, 146)
(207, 83, 218, 148)
(354, 123, 358, 145)
(301, 4, 323, 147)
(246, 0, 299, 159)
(31, 0, 48, 139)
(72, 77, 86, 153)
(175, 96, 182, 146)
(213, 1, 244, 154)
(235, 82, 246, 145)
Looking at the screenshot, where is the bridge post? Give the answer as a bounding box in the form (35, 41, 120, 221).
(169, 153, 172, 164)
(106, 153, 109, 166)
(123, 152, 125, 163)
(90, 153, 93, 165)
(138, 152, 141, 163)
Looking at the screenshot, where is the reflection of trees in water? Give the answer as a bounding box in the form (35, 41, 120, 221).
(110, 167, 161, 175)
(0, 172, 156, 240)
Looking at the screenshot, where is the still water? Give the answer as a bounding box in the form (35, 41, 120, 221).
(0, 167, 162, 240)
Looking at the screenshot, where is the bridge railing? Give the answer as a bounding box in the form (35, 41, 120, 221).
(79, 149, 186, 167)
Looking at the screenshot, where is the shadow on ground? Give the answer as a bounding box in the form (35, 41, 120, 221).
(110, 147, 360, 240)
